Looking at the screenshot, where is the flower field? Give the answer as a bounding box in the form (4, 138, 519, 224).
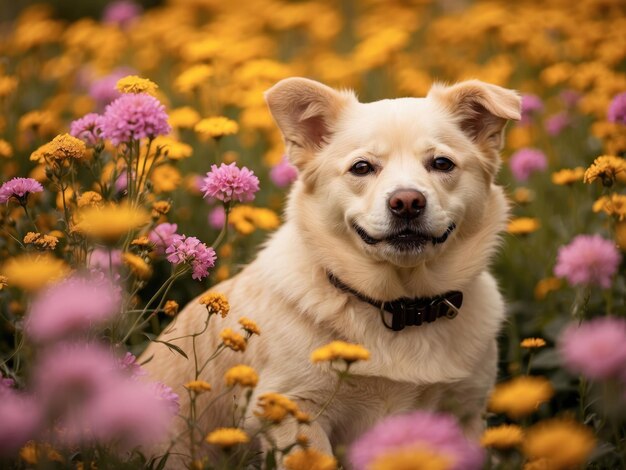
(1, 0, 625, 468)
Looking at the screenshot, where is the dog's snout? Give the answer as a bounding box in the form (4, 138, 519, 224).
(388, 189, 426, 219)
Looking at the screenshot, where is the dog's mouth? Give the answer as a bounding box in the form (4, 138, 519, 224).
(353, 222, 456, 251)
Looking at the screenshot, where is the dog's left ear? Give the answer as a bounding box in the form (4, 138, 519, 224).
(265, 77, 355, 169)
(428, 80, 521, 156)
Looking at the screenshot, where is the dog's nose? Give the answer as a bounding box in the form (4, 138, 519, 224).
(388, 189, 426, 219)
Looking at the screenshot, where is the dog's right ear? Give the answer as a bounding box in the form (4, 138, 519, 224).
(265, 77, 355, 169)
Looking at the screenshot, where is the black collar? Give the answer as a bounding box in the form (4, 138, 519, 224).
(327, 272, 463, 331)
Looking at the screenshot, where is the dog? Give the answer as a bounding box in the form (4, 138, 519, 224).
(141, 77, 521, 466)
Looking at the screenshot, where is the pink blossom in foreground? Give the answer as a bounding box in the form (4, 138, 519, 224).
(70, 113, 104, 146)
(88, 248, 122, 271)
(100, 93, 170, 145)
(348, 411, 484, 470)
(270, 155, 298, 187)
(201, 162, 260, 203)
(0, 388, 41, 455)
(166, 234, 216, 280)
(149, 222, 178, 255)
(559, 317, 626, 381)
(608, 91, 626, 125)
(0, 177, 44, 204)
(26, 276, 121, 343)
(509, 148, 548, 181)
(554, 234, 621, 288)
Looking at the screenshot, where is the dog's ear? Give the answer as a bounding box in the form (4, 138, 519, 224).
(428, 79, 521, 159)
(265, 77, 355, 168)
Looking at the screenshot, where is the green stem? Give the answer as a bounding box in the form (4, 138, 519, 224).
(212, 204, 230, 249)
(20, 203, 38, 232)
(312, 366, 348, 421)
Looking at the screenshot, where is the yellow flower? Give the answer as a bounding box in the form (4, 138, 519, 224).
(195, 117, 239, 140)
(311, 341, 370, 364)
(30, 142, 54, 163)
(151, 164, 182, 193)
(23, 232, 59, 250)
(534, 277, 562, 300)
(523, 419, 596, 470)
(583, 155, 626, 186)
(115, 75, 158, 95)
(0, 275, 8, 290)
(19, 442, 63, 465)
(44, 133, 86, 162)
(205, 428, 249, 447)
(153, 136, 193, 160)
(77, 191, 103, 208)
(224, 364, 259, 387)
(523, 458, 551, 470)
(368, 447, 450, 470)
(0, 75, 18, 98)
(507, 217, 540, 235)
(184, 380, 212, 393)
(616, 221, 626, 251)
(520, 338, 546, 349)
(174, 65, 214, 94)
(73, 204, 150, 243)
(199, 292, 230, 317)
(489, 376, 554, 419)
(551, 167, 585, 185)
(2, 254, 70, 291)
(122, 253, 152, 279)
(284, 448, 338, 470)
(0, 139, 13, 158)
(220, 328, 247, 352)
(255, 393, 299, 423)
(592, 193, 626, 221)
(229, 206, 281, 235)
(238, 317, 260, 336)
(18, 110, 57, 137)
(481, 424, 524, 450)
(512, 187, 533, 205)
(168, 106, 201, 129)
(131, 236, 151, 248)
(152, 200, 171, 218)
(163, 300, 179, 316)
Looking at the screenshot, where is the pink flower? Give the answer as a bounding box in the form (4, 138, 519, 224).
(208, 205, 226, 229)
(149, 222, 178, 255)
(70, 113, 104, 146)
(270, 155, 298, 188)
(201, 162, 260, 203)
(118, 352, 146, 378)
(150, 381, 180, 415)
(88, 68, 131, 108)
(545, 112, 570, 136)
(100, 93, 171, 145)
(348, 411, 484, 470)
(521, 94, 544, 125)
(560, 90, 581, 108)
(608, 92, 626, 125)
(166, 234, 216, 280)
(102, 0, 142, 28)
(0, 388, 41, 455)
(509, 148, 548, 181)
(88, 248, 122, 271)
(0, 177, 44, 204)
(554, 234, 621, 288)
(559, 317, 626, 381)
(26, 275, 121, 343)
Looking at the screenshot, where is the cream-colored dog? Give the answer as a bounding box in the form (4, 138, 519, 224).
(142, 77, 521, 465)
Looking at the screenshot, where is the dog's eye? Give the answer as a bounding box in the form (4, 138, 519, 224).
(350, 161, 375, 176)
(431, 156, 455, 172)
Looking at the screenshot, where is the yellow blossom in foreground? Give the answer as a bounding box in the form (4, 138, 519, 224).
(224, 364, 259, 387)
(205, 428, 249, 447)
(0, 275, 8, 290)
(523, 420, 596, 470)
(195, 117, 239, 140)
(239, 317, 261, 336)
(44, 133, 86, 162)
(311, 341, 370, 364)
(369, 447, 450, 470)
(523, 458, 551, 470)
(23, 232, 59, 250)
(583, 155, 626, 186)
(0, 139, 13, 158)
(163, 300, 179, 316)
(199, 292, 230, 317)
(489, 376, 554, 419)
(168, 106, 201, 129)
(30, 142, 54, 163)
(122, 253, 152, 279)
(284, 448, 338, 470)
(153, 136, 193, 160)
(77, 191, 103, 208)
(19, 442, 63, 465)
(185, 380, 212, 394)
(74, 204, 150, 243)
(534, 277, 562, 300)
(174, 65, 213, 94)
(507, 217, 540, 235)
(220, 328, 246, 352)
(551, 167, 585, 185)
(255, 393, 299, 423)
(116, 75, 158, 95)
(592, 193, 626, 221)
(2, 254, 70, 291)
(521, 338, 546, 349)
(481, 424, 524, 450)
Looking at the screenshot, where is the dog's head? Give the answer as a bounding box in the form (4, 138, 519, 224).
(265, 78, 520, 270)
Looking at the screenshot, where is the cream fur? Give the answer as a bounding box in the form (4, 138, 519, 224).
(140, 77, 521, 467)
